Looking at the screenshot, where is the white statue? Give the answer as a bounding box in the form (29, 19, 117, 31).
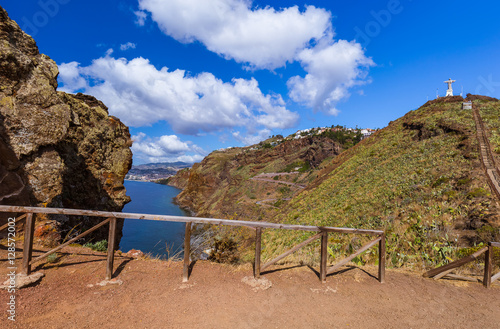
(444, 78, 456, 97)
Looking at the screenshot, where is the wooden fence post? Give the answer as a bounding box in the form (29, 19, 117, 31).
(379, 233, 386, 283)
(22, 213, 34, 275)
(106, 217, 117, 280)
(254, 227, 262, 279)
(183, 222, 192, 282)
(320, 231, 328, 283)
(483, 243, 492, 288)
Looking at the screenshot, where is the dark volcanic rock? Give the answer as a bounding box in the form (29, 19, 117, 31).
(0, 6, 132, 246)
(465, 93, 499, 102)
(421, 95, 464, 108)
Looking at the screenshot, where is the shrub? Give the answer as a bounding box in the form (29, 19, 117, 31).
(467, 188, 489, 198)
(84, 240, 108, 252)
(47, 253, 58, 263)
(282, 161, 310, 173)
(208, 237, 239, 263)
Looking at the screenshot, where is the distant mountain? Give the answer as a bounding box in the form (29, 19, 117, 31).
(132, 162, 192, 170)
(126, 162, 192, 182)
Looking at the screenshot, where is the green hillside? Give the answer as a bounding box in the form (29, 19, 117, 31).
(263, 96, 500, 269)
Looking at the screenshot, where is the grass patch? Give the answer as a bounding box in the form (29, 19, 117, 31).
(84, 240, 108, 252)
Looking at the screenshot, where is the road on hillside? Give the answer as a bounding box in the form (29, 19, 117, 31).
(250, 172, 306, 189)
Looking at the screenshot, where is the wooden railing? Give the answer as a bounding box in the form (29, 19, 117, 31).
(472, 105, 500, 200)
(0, 205, 385, 284)
(423, 242, 499, 288)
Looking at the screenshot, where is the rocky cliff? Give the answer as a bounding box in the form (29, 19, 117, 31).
(0, 6, 132, 246)
(169, 135, 344, 221)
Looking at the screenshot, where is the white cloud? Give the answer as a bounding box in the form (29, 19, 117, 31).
(134, 10, 147, 26)
(138, 0, 331, 70)
(131, 133, 205, 163)
(232, 129, 271, 146)
(288, 39, 374, 115)
(157, 135, 190, 153)
(120, 42, 137, 51)
(137, 0, 373, 115)
(58, 62, 87, 92)
(58, 54, 298, 135)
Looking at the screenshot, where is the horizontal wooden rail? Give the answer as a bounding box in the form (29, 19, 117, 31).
(0, 205, 384, 234)
(327, 237, 381, 275)
(260, 233, 322, 272)
(318, 226, 383, 236)
(490, 242, 500, 248)
(0, 205, 385, 284)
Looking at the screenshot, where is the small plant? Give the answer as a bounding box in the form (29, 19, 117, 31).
(84, 240, 108, 252)
(298, 162, 310, 173)
(47, 253, 58, 263)
(467, 187, 489, 198)
(278, 186, 291, 194)
(208, 236, 239, 263)
(282, 161, 310, 173)
(432, 176, 449, 187)
(273, 199, 285, 208)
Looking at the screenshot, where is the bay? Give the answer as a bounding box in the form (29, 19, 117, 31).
(119, 180, 190, 259)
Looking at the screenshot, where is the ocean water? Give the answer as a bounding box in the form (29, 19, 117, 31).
(118, 180, 190, 258)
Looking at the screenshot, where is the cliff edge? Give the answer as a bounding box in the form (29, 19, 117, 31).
(0, 6, 132, 246)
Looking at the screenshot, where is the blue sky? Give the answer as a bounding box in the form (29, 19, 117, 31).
(3, 0, 500, 164)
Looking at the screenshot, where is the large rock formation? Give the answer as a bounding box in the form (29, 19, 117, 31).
(0, 6, 132, 246)
(168, 135, 343, 220)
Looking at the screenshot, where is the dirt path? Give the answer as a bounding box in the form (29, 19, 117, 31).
(255, 198, 291, 206)
(250, 173, 306, 189)
(1, 246, 499, 328)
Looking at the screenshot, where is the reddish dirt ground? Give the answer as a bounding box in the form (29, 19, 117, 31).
(1, 245, 499, 329)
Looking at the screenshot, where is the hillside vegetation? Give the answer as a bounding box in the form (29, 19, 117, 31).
(263, 96, 500, 270)
(170, 96, 500, 271)
(168, 129, 363, 222)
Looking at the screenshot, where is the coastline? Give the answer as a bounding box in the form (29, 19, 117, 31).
(120, 180, 190, 257)
(170, 184, 198, 217)
(124, 178, 197, 216)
